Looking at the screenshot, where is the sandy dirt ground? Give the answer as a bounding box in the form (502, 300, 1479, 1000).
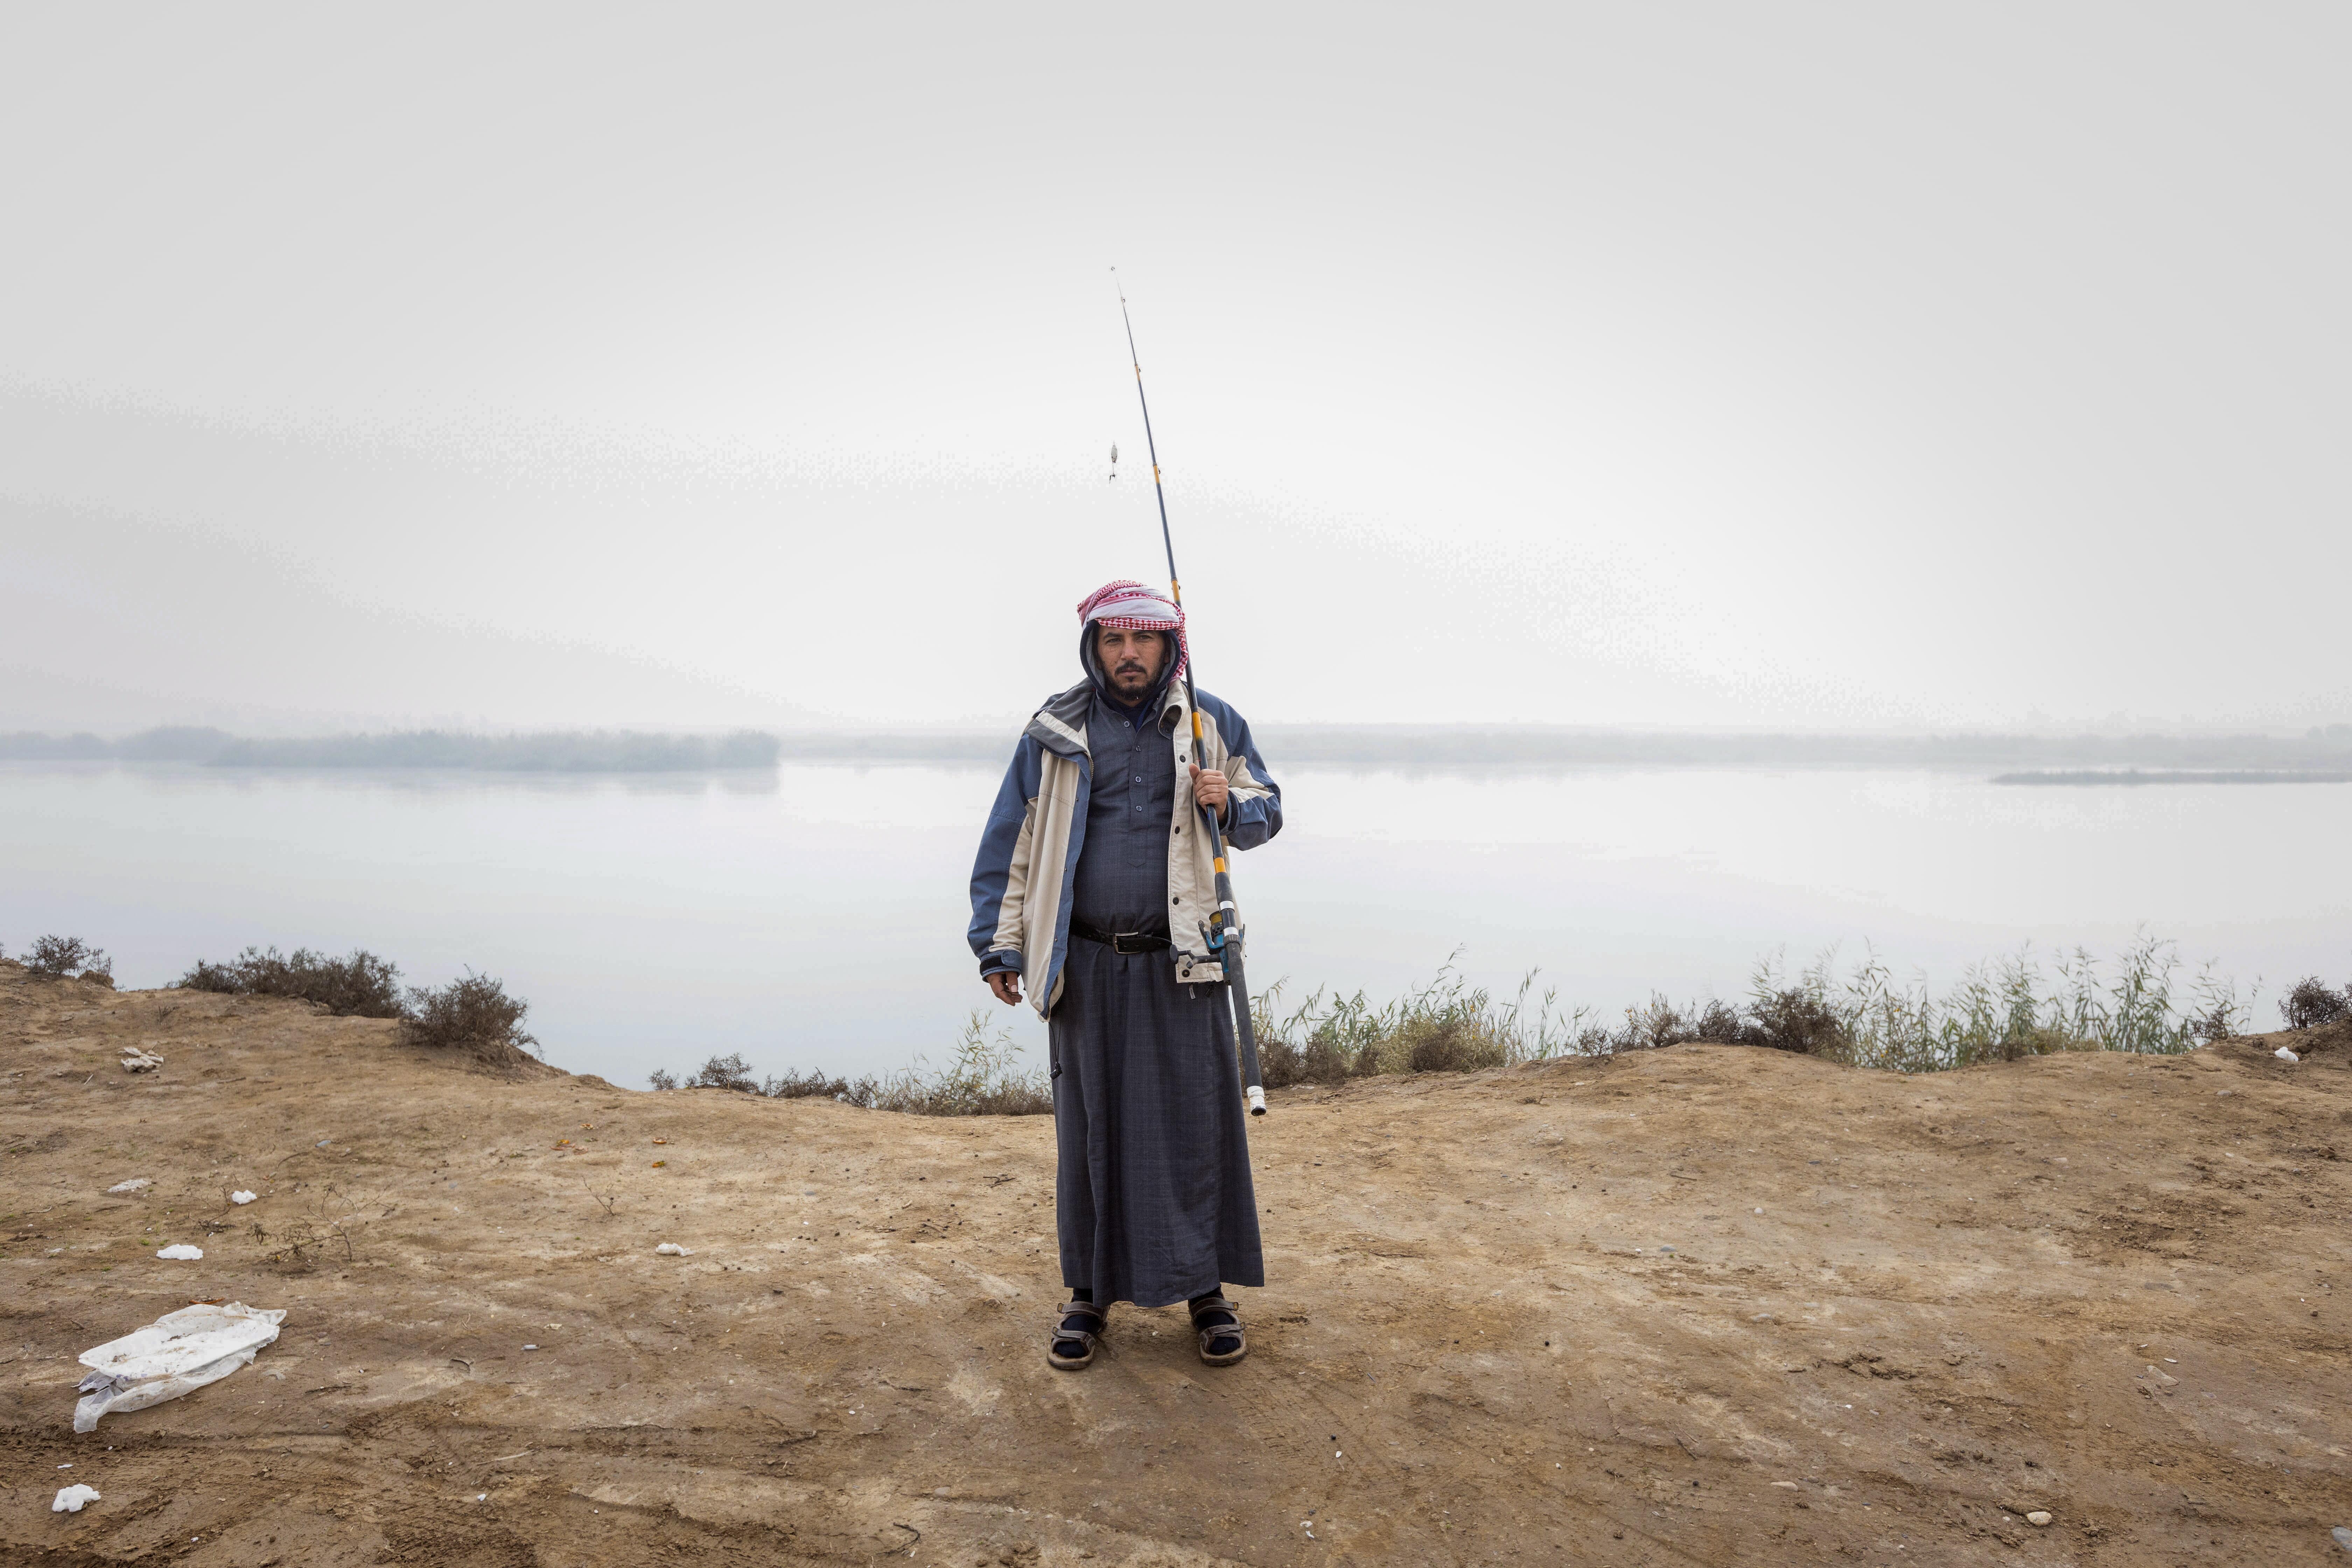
(5, 959, 2351, 1567)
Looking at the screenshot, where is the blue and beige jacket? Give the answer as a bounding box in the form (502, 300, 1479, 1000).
(967, 678, 1282, 1018)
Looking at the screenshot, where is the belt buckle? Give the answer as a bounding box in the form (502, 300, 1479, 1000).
(1112, 931, 1149, 955)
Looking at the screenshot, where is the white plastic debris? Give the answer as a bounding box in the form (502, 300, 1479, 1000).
(74, 1302, 285, 1433)
(230, 1191, 258, 1205)
(106, 1178, 151, 1195)
(2276, 1046, 2300, 1063)
(121, 1048, 164, 1073)
(2025, 1510, 2052, 1526)
(155, 1244, 203, 1261)
(52, 1483, 101, 1513)
(2333, 1524, 2352, 1552)
(655, 1243, 693, 1256)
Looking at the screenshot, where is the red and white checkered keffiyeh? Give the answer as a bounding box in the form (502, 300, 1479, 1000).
(1077, 579, 1187, 685)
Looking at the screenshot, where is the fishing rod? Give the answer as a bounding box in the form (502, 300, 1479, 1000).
(1113, 271, 1268, 1117)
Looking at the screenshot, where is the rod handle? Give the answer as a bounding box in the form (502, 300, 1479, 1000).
(1246, 1084, 1266, 1117)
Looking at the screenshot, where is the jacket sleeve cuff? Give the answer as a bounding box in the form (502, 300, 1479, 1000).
(979, 950, 1023, 978)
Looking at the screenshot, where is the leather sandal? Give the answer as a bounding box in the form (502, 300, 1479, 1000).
(1048, 1299, 1107, 1371)
(1189, 1295, 1247, 1367)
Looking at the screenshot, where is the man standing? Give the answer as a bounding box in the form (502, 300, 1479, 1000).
(969, 580, 1282, 1370)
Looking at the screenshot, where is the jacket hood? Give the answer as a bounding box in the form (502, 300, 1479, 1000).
(1080, 619, 1182, 715)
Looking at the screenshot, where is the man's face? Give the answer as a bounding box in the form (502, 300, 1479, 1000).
(1096, 625, 1168, 701)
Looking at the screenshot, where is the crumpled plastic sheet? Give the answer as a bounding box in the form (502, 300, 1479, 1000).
(52, 1483, 102, 1513)
(74, 1302, 285, 1433)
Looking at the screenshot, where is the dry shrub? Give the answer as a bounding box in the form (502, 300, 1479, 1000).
(1252, 935, 2246, 1085)
(1255, 954, 1569, 1087)
(1744, 988, 1844, 1053)
(763, 1067, 854, 1099)
(2283, 977, 2352, 1032)
(21, 935, 111, 982)
(1402, 1013, 1511, 1074)
(647, 1014, 1051, 1116)
(683, 1052, 761, 1092)
(177, 940, 540, 1071)
(402, 972, 540, 1067)
(178, 946, 404, 1017)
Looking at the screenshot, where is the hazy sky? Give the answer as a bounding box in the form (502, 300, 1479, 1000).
(4, 5, 2345, 733)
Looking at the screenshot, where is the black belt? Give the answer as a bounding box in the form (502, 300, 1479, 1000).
(1070, 920, 1170, 955)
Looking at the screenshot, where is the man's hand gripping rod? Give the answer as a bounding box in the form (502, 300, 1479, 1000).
(1114, 272, 1267, 1116)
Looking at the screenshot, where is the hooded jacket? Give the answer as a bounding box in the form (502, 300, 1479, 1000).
(967, 641, 1281, 1019)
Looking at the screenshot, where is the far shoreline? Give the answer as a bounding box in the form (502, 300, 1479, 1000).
(6, 722, 2350, 777)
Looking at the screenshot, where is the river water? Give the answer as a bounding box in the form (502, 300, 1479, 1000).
(4, 760, 2346, 1087)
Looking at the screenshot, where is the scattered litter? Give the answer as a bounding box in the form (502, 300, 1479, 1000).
(656, 1243, 693, 1256)
(477, 1493, 488, 1503)
(2276, 1046, 2301, 1064)
(106, 1178, 151, 1195)
(315, 1139, 333, 1148)
(2025, 1511, 2052, 1527)
(155, 1245, 203, 1261)
(522, 1344, 539, 1351)
(120, 1048, 163, 1073)
(52, 1484, 101, 1513)
(231, 1191, 257, 1205)
(1753, 1207, 1764, 1214)
(1658, 1245, 1675, 1253)
(74, 1301, 285, 1433)
(2332, 1524, 2352, 1552)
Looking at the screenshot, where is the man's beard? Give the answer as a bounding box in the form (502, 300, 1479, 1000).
(1109, 661, 1157, 700)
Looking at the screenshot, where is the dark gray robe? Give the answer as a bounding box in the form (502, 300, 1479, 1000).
(1050, 690, 1264, 1308)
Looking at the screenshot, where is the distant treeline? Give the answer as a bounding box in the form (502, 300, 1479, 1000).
(7, 723, 2351, 775)
(1266, 724, 2352, 771)
(0, 727, 779, 772)
(1994, 768, 2352, 786)
(772, 724, 2352, 772)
